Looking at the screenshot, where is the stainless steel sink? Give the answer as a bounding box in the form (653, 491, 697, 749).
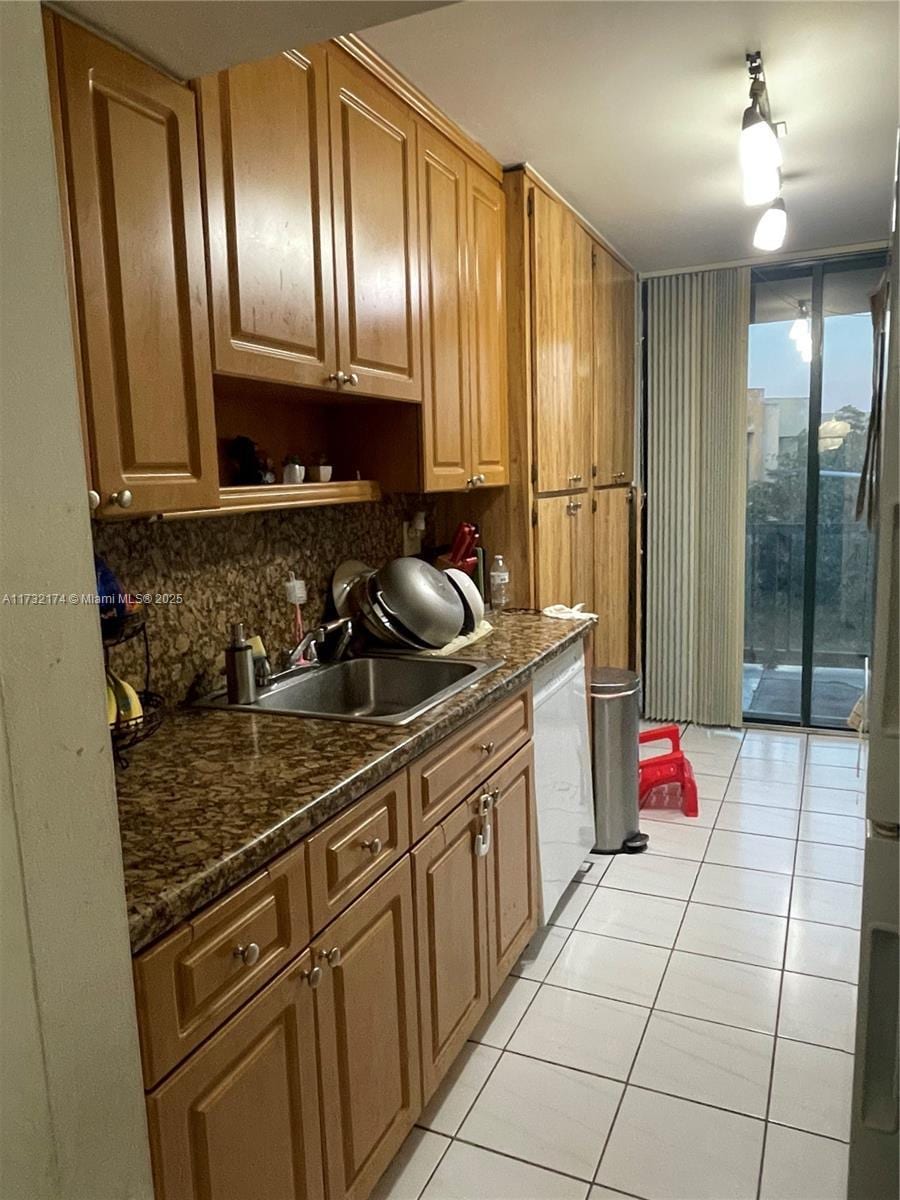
(199, 656, 504, 725)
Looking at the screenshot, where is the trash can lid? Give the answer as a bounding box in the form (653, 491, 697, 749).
(590, 667, 641, 698)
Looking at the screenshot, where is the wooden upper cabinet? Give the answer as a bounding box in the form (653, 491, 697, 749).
(531, 187, 587, 494)
(328, 50, 421, 402)
(47, 15, 218, 517)
(593, 484, 633, 668)
(199, 49, 336, 388)
(418, 124, 470, 489)
(146, 952, 324, 1200)
(593, 242, 636, 486)
(467, 165, 509, 487)
(574, 225, 594, 486)
(314, 857, 420, 1200)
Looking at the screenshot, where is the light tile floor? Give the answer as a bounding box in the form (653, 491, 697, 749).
(374, 725, 862, 1200)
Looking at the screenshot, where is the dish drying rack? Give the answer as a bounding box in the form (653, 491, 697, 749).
(102, 608, 163, 767)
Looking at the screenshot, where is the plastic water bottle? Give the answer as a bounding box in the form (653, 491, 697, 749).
(490, 555, 510, 612)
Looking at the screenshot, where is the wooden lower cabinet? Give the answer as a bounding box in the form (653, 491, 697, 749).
(141, 712, 542, 1200)
(413, 795, 490, 1101)
(485, 744, 539, 995)
(594, 485, 633, 668)
(146, 950, 324, 1200)
(314, 858, 421, 1200)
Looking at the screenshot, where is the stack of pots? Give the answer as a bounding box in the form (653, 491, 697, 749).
(332, 557, 482, 650)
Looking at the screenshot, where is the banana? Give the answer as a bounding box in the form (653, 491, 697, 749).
(106, 669, 144, 727)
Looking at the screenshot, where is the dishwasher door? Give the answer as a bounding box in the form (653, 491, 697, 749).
(532, 639, 594, 921)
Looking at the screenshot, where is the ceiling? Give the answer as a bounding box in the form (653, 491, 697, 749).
(56, 0, 451, 78)
(362, 1, 898, 273)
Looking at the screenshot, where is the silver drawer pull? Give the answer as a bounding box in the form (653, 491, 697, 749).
(479, 741, 495, 755)
(360, 836, 382, 856)
(318, 946, 342, 968)
(301, 965, 322, 988)
(234, 942, 260, 967)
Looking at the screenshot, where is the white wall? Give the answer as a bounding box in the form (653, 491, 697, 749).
(0, 5, 154, 1197)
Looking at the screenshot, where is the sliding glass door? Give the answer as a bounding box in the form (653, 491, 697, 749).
(743, 252, 886, 728)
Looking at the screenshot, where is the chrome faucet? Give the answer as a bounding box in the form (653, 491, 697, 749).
(284, 616, 353, 669)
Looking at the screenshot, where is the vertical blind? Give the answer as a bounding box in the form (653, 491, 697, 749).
(645, 268, 750, 727)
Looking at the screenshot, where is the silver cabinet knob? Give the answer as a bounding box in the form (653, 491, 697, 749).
(360, 836, 382, 856)
(110, 489, 133, 509)
(301, 964, 322, 988)
(346, 372, 359, 386)
(613, 471, 627, 481)
(234, 942, 260, 966)
(327, 371, 347, 386)
(568, 473, 583, 484)
(566, 500, 583, 515)
(473, 473, 486, 486)
(88, 489, 101, 511)
(479, 741, 495, 755)
(318, 946, 342, 967)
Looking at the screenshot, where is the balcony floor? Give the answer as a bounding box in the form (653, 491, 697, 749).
(743, 664, 865, 728)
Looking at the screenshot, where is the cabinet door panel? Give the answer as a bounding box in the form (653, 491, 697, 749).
(467, 165, 509, 486)
(315, 858, 420, 1200)
(573, 225, 593, 490)
(534, 495, 575, 609)
(413, 796, 489, 1100)
(571, 499, 593, 611)
(593, 485, 632, 668)
(419, 125, 469, 490)
(200, 49, 335, 387)
(486, 743, 538, 994)
(329, 52, 421, 401)
(593, 244, 636, 485)
(51, 16, 217, 516)
(147, 952, 323, 1200)
(531, 188, 577, 493)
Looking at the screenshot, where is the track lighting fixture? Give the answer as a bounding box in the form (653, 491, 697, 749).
(741, 51, 787, 251)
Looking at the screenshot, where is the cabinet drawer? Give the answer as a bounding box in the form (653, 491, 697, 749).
(409, 687, 532, 840)
(306, 770, 410, 933)
(134, 841, 310, 1088)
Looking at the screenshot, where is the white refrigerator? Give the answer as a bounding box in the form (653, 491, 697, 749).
(847, 184, 899, 1198)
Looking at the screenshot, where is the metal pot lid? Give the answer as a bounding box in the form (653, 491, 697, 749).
(590, 667, 641, 698)
(374, 557, 464, 648)
(332, 560, 373, 617)
(364, 575, 431, 649)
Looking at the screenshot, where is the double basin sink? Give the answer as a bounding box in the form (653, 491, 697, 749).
(201, 655, 503, 726)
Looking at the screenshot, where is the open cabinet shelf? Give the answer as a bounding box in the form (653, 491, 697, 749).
(157, 479, 382, 521)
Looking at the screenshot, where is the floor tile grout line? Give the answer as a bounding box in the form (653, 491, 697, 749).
(448, 1132, 611, 1189)
(754, 732, 808, 1200)
(409, 1129, 453, 1200)
(592, 722, 749, 1188)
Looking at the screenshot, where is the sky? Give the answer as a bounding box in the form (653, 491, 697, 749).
(748, 313, 874, 416)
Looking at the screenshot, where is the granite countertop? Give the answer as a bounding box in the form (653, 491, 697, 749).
(117, 611, 592, 953)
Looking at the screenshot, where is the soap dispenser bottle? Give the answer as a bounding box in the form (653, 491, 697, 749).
(225, 622, 257, 705)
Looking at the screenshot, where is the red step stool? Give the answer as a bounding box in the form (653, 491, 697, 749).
(638, 725, 699, 817)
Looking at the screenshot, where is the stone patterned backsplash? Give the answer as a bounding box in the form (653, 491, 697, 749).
(94, 497, 431, 705)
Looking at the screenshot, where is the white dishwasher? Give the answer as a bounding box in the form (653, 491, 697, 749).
(532, 639, 595, 921)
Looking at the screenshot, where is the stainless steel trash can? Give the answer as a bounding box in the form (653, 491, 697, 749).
(590, 668, 649, 854)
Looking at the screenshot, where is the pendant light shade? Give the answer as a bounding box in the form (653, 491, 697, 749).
(753, 198, 787, 251)
(740, 104, 782, 205)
